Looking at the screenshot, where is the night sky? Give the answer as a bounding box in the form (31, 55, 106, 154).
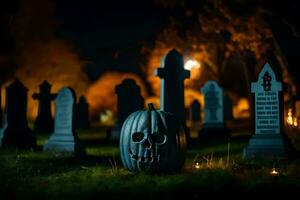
(55, 0, 168, 81)
(1, 0, 300, 117)
(1, 0, 300, 82)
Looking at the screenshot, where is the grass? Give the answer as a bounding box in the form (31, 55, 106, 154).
(0, 127, 300, 199)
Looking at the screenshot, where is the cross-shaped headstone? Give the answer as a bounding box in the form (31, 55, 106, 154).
(32, 80, 56, 132)
(155, 49, 190, 125)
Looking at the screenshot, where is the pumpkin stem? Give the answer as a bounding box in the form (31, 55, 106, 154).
(148, 103, 156, 110)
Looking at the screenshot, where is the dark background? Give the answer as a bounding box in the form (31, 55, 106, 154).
(0, 0, 300, 86)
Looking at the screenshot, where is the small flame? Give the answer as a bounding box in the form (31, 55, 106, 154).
(100, 109, 114, 126)
(270, 168, 279, 176)
(194, 162, 201, 169)
(293, 118, 298, 127)
(286, 108, 298, 127)
(287, 108, 293, 125)
(184, 59, 201, 70)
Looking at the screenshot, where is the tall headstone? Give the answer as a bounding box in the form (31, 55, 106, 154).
(154, 49, 190, 134)
(198, 81, 230, 142)
(244, 63, 294, 158)
(44, 87, 84, 154)
(76, 95, 90, 129)
(108, 79, 144, 141)
(32, 80, 56, 132)
(1, 79, 36, 149)
(190, 100, 201, 122)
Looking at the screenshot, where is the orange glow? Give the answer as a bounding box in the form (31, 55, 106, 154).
(1, 0, 90, 121)
(2, 39, 90, 121)
(233, 98, 250, 119)
(85, 72, 148, 119)
(185, 89, 203, 108)
(184, 59, 200, 70)
(286, 108, 298, 128)
(293, 118, 298, 127)
(287, 108, 293, 126)
(145, 96, 160, 110)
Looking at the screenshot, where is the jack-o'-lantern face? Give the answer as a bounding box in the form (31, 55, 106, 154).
(120, 104, 186, 172)
(129, 118, 168, 169)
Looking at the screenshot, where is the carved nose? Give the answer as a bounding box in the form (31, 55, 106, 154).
(143, 138, 152, 149)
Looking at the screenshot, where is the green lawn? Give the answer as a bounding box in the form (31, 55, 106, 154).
(0, 127, 300, 199)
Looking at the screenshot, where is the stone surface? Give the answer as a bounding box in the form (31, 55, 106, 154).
(108, 79, 144, 141)
(223, 94, 233, 121)
(201, 81, 224, 127)
(190, 100, 201, 122)
(154, 49, 190, 143)
(198, 81, 230, 142)
(44, 87, 84, 154)
(1, 79, 36, 149)
(76, 96, 90, 129)
(155, 49, 190, 125)
(32, 80, 56, 132)
(244, 62, 294, 158)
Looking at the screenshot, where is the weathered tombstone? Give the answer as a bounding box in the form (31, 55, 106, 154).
(44, 87, 84, 154)
(155, 49, 190, 139)
(190, 100, 201, 122)
(244, 63, 294, 158)
(107, 79, 144, 141)
(32, 80, 56, 132)
(1, 79, 36, 149)
(75, 95, 90, 129)
(198, 81, 230, 142)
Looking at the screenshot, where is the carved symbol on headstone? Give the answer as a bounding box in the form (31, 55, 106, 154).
(205, 84, 220, 121)
(262, 71, 272, 91)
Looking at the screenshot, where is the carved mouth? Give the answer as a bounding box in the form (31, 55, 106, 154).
(129, 149, 160, 163)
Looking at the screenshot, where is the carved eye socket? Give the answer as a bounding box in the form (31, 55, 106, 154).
(132, 132, 144, 142)
(152, 132, 166, 144)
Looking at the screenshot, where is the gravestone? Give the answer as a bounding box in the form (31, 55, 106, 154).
(244, 63, 294, 158)
(223, 94, 233, 121)
(107, 79, 144, 141)
(44, 87, 84, 154)
(190, 100, 201, 122)
(198, 81, 230, 142)
(155, 49, 190, 138)
(76, 96, 90, 129)
(32, 80, 56, 132)
(1, 79, 36, 149)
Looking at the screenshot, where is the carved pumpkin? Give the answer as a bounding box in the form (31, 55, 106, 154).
(120, 103, 186, 172)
